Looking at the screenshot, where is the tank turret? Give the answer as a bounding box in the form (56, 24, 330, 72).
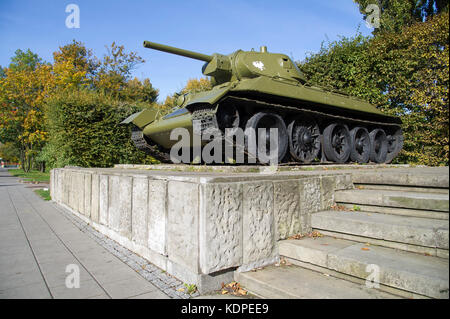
(143, 40, 307, 85)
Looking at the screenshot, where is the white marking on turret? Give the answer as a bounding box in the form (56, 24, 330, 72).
(252, 61, 265, 71)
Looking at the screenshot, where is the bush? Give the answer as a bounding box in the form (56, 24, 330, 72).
(42, 89, 156, 168)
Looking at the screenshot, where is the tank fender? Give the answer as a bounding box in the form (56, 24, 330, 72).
(120, 108, 159, 129)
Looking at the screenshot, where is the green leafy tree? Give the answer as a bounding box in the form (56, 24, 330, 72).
(0, 67, 6, 78)
(9, 49, 44, 72)
(299, 11, 449, 165)
(95, 42, 158, 103)
(354, 0, 448, 34)
(0, 142, 20, 162)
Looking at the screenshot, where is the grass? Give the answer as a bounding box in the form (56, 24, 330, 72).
(34, 189, 51, 201)
(183, 283, 198, 295)
(8, 169, 50, 183)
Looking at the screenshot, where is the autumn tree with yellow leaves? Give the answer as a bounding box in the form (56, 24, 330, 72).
(0, 49, 53, 171)
(163, 77, 212, 108)
(0, 41, 159, 171)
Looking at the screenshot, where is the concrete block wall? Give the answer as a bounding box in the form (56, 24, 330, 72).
(50, 167, 353, 292)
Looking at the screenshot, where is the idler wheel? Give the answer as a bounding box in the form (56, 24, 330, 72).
(323, 123, 351, 163)
(385, 127, 404, 163)
(349, 127, 371, 163)
(287, 117, 321, 163)
(369, 128, 388, 163)
(244, 112, 288, 163)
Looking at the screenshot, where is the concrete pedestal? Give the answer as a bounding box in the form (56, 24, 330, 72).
(50, 165, 356, 292)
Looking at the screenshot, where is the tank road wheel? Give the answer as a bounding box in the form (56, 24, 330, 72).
(349, 127, 371, 163)
(244, 112, 288, 163)
(323, 123, 351, 163)
(385, 128, 404, 163)
(287, 117, 321, 163)
(369, 128, 388, 163)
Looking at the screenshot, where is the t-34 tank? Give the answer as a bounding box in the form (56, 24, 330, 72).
(122, 41, 403, 164)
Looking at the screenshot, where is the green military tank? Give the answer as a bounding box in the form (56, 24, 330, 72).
(122, 41, 403, 164)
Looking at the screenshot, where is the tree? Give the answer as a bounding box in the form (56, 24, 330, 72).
(298, 11, 449, 165)
(0, 50, 53, 171)
(164, 77, 212, 107)
(354, 0, 449, 34)
(52, 40, 99, 89)
(9, 49, 44, 72)
(94, 42, 158, 103)
(0, 142, 20, 162)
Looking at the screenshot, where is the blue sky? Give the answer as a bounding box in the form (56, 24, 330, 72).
(0, 0, 372, 101)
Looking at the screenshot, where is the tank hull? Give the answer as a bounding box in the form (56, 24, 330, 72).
(128, 77, 400, 150)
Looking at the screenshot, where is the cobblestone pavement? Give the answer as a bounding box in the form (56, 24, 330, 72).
(0, 168, 197, 299)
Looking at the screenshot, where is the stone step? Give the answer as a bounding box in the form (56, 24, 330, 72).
(235, 264, 399, 299)
(335, 189, 449, 212)
(311, 210, 449, 257)
(339, 203, 448, 220)
(354, 184, 449, 195)
(279, 237, 449, 299)
(352, 169, 449, 189)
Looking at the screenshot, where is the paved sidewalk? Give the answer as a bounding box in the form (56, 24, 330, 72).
(0, 168, 169, 299)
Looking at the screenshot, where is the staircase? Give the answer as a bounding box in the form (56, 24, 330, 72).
(237, 168, 449, 299)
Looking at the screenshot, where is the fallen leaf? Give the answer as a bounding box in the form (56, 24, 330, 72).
(361, 247, 370, 251)
(311, 231, 323, 238)
(288, 233, 305, 240)
(237, 289, 247, 295)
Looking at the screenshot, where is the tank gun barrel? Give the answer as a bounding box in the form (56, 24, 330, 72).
(143, 41, 213, 62)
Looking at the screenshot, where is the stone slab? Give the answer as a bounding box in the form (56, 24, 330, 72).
(279, 236, 449, 299)
(352, 170, 449, 188)
(132, 176, 149, 246)
(236, 264, 398, 299)
(312, 210, 449, 249)
(199, 183, 243, 274)
(273, 180, 301, 240)
(148, 180, 167, 255)
(336, 189, 449, 212)
(99, 175, 109, 225)
(167, 181, 199, 273)
(242, 182, 275, 265)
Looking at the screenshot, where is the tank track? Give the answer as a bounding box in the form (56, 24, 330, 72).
(131, 127, 172, 163)
(131, 97, 402, 164)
